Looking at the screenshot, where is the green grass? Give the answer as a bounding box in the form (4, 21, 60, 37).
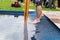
(0, 0, 60, 11)
(43, 7, 60, 11)
(0, 0, 24, 11)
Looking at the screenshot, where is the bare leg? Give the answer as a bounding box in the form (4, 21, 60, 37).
(32, 5, 42, 24)
(36, 6, 42, 20)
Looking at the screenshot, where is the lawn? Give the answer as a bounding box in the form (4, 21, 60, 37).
(0, 0, 36, 11)
(0, 0, 60, 11)
(0, 0, 24, 11)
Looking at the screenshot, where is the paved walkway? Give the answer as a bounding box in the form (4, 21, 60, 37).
(43, 11, 60, 29)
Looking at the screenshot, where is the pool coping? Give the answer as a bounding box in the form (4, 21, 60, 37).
(45, 15, 60, 29)
(43, 11, 60, 29)
(0, 10, 35, 12)
(0, 10, 36, 15)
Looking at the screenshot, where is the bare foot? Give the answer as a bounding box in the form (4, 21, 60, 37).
(41, 13, 44, 17)
(32, 19, 40, 24)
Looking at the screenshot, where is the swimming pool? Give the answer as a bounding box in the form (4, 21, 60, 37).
(0, 11, 60, 40)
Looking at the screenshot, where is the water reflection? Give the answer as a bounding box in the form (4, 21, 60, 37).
(0, 15, 36, 40)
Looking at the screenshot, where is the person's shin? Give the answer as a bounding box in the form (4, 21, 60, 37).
(36, 6, 42, 20)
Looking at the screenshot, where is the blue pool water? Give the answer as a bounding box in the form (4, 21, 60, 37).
(29, 12, 60, 40)
(0, 11, 60, 40)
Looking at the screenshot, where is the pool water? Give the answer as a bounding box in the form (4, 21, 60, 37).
(0, 14, 36, 40)
(0, 12, 60, 40)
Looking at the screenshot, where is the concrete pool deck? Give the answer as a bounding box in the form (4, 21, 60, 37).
(43, 11, 60, 29)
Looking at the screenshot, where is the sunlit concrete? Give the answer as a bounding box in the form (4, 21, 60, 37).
(43, 11, 60, 29)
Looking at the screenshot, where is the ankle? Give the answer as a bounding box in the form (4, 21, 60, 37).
(36, 18, 40, 21)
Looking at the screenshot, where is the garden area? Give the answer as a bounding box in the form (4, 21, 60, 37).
(0, 0, 60, 11)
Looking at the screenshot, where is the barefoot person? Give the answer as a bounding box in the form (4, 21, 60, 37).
(32, 0, 43, 24)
